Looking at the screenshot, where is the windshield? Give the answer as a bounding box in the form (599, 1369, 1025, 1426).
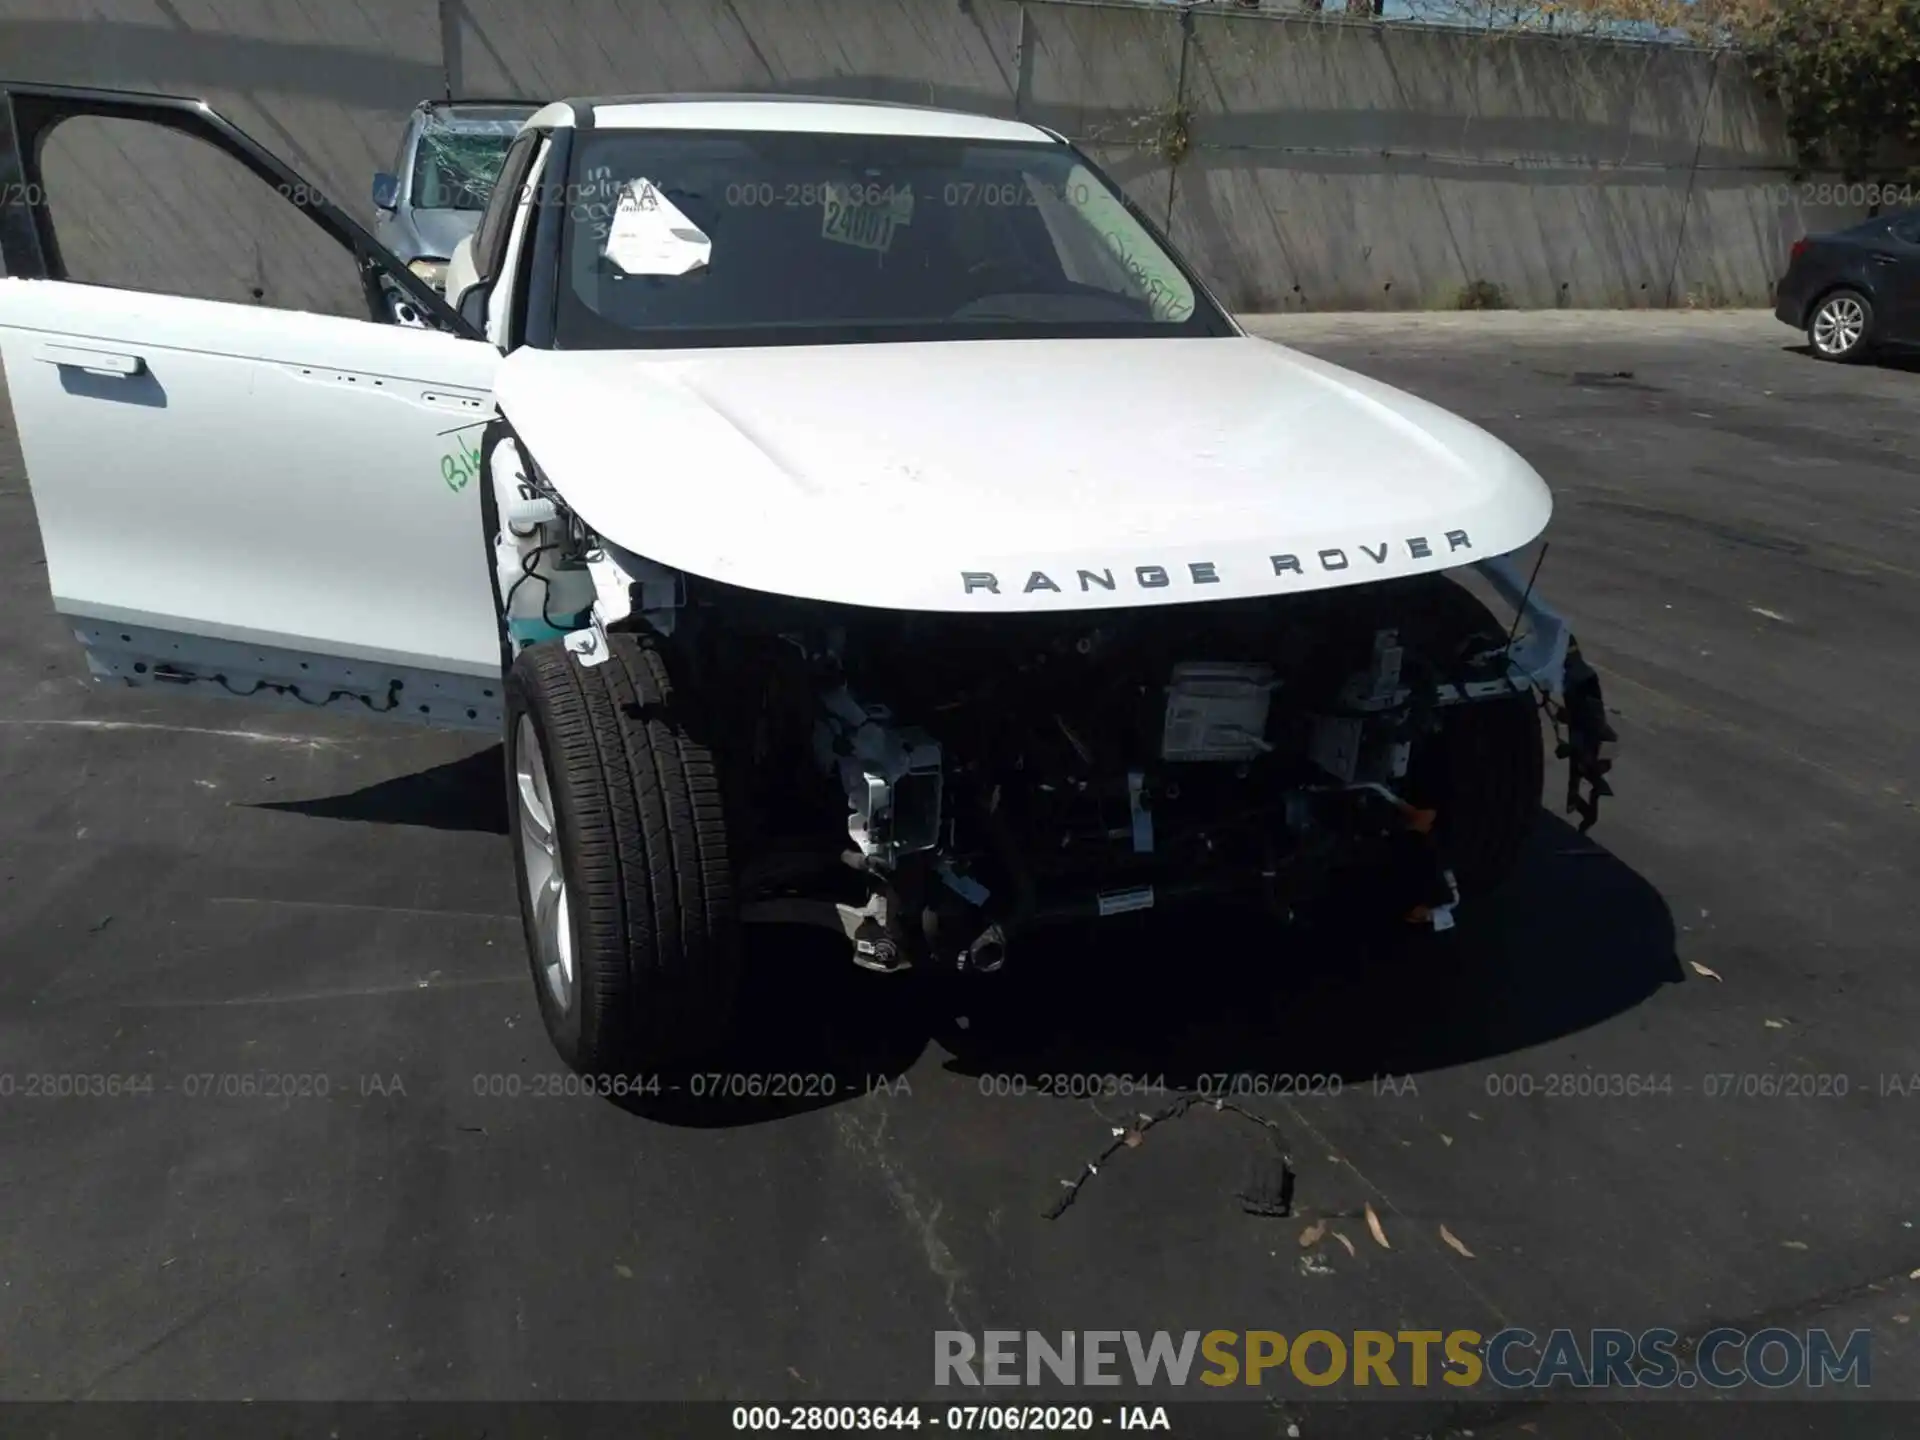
(410, 117, 522, 211)
(552, 129, 1229, 349)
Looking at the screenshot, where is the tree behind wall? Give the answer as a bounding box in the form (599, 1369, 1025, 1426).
(1741, 0, 1920, 179)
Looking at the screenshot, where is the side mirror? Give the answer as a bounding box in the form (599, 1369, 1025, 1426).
(459, 282, 492, 334)
(371, 172, 400, 212)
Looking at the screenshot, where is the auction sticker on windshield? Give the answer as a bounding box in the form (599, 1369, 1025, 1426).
(822, 182, 914, 253)
(603, 177, 712, 276)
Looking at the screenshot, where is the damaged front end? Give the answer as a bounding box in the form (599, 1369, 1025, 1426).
(1475, 554, 1618, 835)
(712, 563, 1614, 976)
(489, 435, 1613, 976)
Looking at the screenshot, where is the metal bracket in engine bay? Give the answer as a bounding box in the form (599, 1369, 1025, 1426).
(1332, 556, 1572, 711)
(1475, 553, 1571, 698)
(564, 540, 686, 667)
(813, 686, 945, 871)
(1476, 555, 1617, 833)
(490, 437, 682, 667)
(1552, 637, 1616, 833)
(1322, 555, 1615, 831)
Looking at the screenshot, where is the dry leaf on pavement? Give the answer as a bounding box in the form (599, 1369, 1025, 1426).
(1689, 961, 1722, 981)
(1333, 1230, 1356, 1258)
(1440, 1225, 1475, 1259)
(1298, 1220, 1327, 1248)
(1365, 1202, 1390, 1249)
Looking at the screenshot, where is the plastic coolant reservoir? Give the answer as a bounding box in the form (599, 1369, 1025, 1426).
(492, 439, 594, 647)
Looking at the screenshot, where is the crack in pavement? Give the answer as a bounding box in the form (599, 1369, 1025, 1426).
(68, 1267, 262, 1399)
(207, 897, 519, 923)
(833, 1099, 973, 1332)
(0, 718, 348, 747)
(1277, 1097, 1520, 1331)
(117, 973, 524, 1009)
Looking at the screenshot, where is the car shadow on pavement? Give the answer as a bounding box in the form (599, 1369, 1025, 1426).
(623, 810, 1679, 1127)
(926, 811, 1682, 1091)
(253, 754, 1679, 1128)
(252, 745, 510, 834)
(1782, 342, 1920, 372)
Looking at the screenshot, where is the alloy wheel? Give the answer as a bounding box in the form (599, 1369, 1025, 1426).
(514, 714, 575, 1013)
(1812, 295, 1867, 357)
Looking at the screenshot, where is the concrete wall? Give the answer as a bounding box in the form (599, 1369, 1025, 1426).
(0, 0, 1903, 311)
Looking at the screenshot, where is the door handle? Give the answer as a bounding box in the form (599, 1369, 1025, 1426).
(35, 344, 146, 377)
(1868, 253, 1898, 266)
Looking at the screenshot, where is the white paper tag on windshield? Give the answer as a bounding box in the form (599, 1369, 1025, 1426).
(603, 178, 711, 276)
(821, 183, 913, 254)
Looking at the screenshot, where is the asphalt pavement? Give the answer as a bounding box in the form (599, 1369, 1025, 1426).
(1, 310, 1916, 1438)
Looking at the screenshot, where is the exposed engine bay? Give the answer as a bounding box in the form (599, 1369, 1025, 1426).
(489, 437, 1615, 977)
(716, 592, 1607, 973)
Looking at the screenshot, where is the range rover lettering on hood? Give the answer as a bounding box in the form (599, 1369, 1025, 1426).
(961, 529, 1475, 597)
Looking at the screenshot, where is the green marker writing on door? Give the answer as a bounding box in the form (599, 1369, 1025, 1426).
(440, 433, 484, 493)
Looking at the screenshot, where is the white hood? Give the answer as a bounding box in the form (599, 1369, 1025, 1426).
(494, 336, 1552, 613)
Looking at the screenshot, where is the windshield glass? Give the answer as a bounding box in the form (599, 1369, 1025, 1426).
(552, 130, 1227, 349)
(410, 116, 523, 211)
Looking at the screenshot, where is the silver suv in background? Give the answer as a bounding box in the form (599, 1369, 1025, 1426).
(371, 99, 536, 302)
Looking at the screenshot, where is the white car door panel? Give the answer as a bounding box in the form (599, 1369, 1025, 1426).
(0, 83, 510, 732)
(0, 281, 504, 727)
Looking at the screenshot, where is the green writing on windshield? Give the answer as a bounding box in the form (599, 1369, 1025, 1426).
(1058, 163, 1194, 323)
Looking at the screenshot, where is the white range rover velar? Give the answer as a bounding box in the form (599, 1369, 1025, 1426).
(0, 84, 1615, 1073)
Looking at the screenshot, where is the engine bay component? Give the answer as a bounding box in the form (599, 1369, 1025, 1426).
(490, 438, 593, 652)
(644, 563, 1609, 983)
(1342, 628, 1405, 709)
(1097, 884, 1155, 918)
(815, 687, 944, 871)
(1126, 769, 1154, 854)
(836, 890, 913, 973)
(1160, 661, 1277, 762)
(566, 538, 683, 666)
(1307, 715, 1365, 785)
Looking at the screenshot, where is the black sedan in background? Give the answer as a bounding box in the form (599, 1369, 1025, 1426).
(1774, 206, 1920, 362)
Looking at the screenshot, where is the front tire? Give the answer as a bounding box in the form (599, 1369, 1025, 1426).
(1808, 289, 1873, 362)
(505, 633, 739, 1074)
